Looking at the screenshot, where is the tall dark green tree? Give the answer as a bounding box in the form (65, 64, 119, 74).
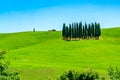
(33, 28, 35, 32)
(95, 22, 101, 39)
(91, 22, 95, 38)
(69, 24, 72, 40)
(62, 23, 66, 40)
(85, 22, 88, 39)
(79, 22, 82, 39)
(82, 25, 85, 39)
(74, 23, 77, 39)
(98, 23, 101, 37)
(65, 26, 69, 40)
(88, 24, 91, 39)
(76, 23, 79, 39)
(71, 23, 74, 39)
(95, 22, 98, 38)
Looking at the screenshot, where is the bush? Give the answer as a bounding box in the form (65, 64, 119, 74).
(0, 50, 20, 80)
(108, 66, 120, 80)
(58, 69, 99, 80)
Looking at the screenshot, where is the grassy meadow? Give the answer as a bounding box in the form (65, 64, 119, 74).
(0, 27, 120, 80)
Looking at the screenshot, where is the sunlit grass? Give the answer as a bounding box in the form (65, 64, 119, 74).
(0, 27, 120, 80)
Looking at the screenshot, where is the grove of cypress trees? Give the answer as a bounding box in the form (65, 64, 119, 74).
(62, 22, 101, 41)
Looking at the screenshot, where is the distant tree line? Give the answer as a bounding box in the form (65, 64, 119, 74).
(62, 22, 101, 40)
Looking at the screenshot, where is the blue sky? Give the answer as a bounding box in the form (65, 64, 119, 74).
(0, 0, 120, 32)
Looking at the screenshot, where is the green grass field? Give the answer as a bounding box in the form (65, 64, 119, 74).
(0, 27, 120, 80)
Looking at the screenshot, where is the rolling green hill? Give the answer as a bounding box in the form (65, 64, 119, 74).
(0, 27, 120, 80)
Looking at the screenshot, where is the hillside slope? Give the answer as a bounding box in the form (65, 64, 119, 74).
(0, 31, 61, 50)
(0, 27, 120, 80)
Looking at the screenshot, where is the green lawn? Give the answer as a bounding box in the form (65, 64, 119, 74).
(0, 27, 120, 80)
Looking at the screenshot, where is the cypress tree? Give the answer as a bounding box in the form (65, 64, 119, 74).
(88, 24, 91, 39)
(74, 23, 77, 39)
(69, 24, 72, 40)
(71, 23, 74, 40)
(83, 25, 85, 39)
(71, 25, 74, 40)
(95, 22, 101, 39)
(90, 24, 93, 38)
(33, 28, 35, 32)
(62, 23, 66, 40)
(91, 22, 95, 38)
(76, 23, 79, 39)
(98, 23, 101, 38)
(95, 22, 98, 38)
(85, 22, 88, 39)
(65, 26, 69, 40)
(79, 22, 82, 39)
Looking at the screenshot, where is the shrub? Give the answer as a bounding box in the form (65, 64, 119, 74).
(58, 69, 99, 80)
(0, 50, 20, 80)
(108, 66, 120, 80)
